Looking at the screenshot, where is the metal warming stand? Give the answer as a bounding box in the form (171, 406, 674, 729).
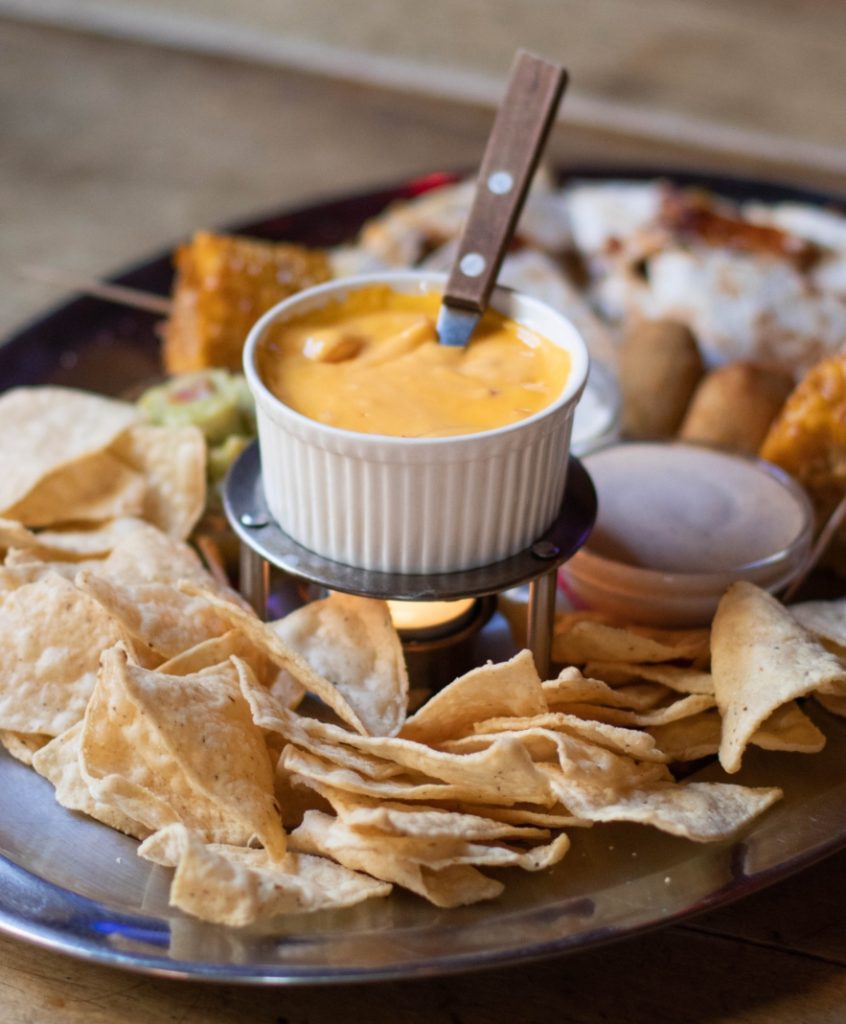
(223, 442, 596, 680)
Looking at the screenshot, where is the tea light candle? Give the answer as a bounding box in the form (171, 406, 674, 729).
(387, 598, 476, 638)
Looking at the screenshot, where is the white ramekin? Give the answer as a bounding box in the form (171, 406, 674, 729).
(243, 271, 589, 573)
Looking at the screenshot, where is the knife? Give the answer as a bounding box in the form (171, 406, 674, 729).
(436, 50, 569, 347)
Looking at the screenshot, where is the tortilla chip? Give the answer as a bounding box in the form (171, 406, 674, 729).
(0, 572, 131, 735)
(400, 650, 545, 744)
(556, 693, 716, 728)
(284, 730, 410, 783)
(553, 616, 710, 665)
(0, 730, 50, 766)
(100, 521, 222, 586)
(791, 597, 846, 655)
(3, 450, 146, 528)
(272, 592, 408, 736)
(32, 722, 149, 838)
(238, 668, 405, 782)
(81, 646, 286, 858)
(275, 763, 336, 827)
(543, 667, 668, 711)
(298, 723, 553, 803)
(453, 802, 589, 829)
(3, 546, 49, 566)
(0, 387, 138, 518)
(76, 572, 234, 662)
(138, 823, 390, 925)
(0, 519, 41, 551)
(295, 810, 569, 873)
(291, 810, 504, 907)
(292, 776, 551, 842)
(817, 690, 846, 717)
(112, 424, 206, 540)
(160, 631, 304, 709)
(751, 701, 827, 753)
(241, 669, 554, 805)
(540, 770, 782, 841)
(584, 661, 714, 694)
(532, 728, 669, 789)
(0, 517, 147, 562)
(277, 731, 409, 784)
(287, 726, 666, 820)
(712, 582, 846, 773)
(0, 551, 111, 592)
(280, 744, 551, 807)
(445, 728, 672, 823)
(647, 711, 722, 762)
(181, 583, 374, 734)
(451, 713, 668, 763)
(344, 803, 551, 843)
(649, 700, 826, 763)
(158, 631, 253, 675)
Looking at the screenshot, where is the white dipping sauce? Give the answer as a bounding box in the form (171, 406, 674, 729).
(585, 443, 808, 573)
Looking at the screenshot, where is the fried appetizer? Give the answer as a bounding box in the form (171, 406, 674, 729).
(163, 232, 330, 373)
(761, 353, 846, 564)
(619, 319, 704, 438)
(680, 362, 794, 455)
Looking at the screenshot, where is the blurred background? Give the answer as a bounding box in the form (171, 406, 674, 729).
(2, 0, 845, 335)
(3, 8, 846, 1016)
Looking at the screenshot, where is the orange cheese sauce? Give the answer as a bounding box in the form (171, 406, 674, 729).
(257, 286, 570, 437)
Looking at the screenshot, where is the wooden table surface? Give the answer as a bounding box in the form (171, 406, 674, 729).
(2, 19, 846, 1024)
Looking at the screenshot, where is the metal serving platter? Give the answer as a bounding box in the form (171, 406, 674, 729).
(2, 170, 846, 984)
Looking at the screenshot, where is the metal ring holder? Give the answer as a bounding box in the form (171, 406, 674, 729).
(223, 442, 597, 680)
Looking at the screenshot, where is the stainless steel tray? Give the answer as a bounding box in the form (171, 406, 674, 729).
(2, 682, 846, 983)
(2, 170, 846, 984)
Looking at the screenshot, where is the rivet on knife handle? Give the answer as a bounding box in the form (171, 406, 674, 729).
(443, 51, 569, 319)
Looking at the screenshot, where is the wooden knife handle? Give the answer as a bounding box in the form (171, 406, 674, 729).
(443, 50, 569, 312)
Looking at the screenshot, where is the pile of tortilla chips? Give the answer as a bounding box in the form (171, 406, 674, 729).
(551, 587, 846, 772)
(2, 386, 846, 929)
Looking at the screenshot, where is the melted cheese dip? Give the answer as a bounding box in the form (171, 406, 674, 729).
(256, 286, 570, 437)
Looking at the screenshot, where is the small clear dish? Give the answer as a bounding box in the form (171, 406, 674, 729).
(563, 441, 814, 626)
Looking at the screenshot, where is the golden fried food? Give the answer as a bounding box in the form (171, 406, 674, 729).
(761, 353, 846, 563)
(619, 319, 704, 438)
(163, 231, 330, 373)
(680, 361, 793, 455)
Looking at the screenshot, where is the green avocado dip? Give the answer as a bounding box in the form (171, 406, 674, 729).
(137, 370, 256, 491)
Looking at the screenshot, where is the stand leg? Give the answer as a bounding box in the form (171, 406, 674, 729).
(527, 567, 557, 680)
(239, 542, 269, 620)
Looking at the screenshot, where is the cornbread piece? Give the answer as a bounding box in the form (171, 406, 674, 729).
(680, 361, 794, 455)
(761, 352, 846, 566)
(163, 231, 330, 373)
(619, 319, 704, 438)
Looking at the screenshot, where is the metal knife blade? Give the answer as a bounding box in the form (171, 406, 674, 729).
(436, 302, 480, 349)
